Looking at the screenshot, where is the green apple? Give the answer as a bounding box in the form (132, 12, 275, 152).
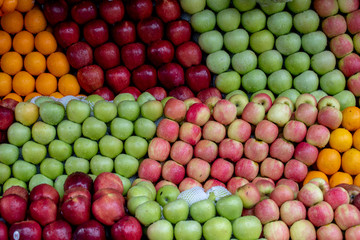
(66, 99, 90, 124)
(39, 101, 65, 125)
(93, 100, 117, 123)
(117, 175, 131, 195)
(320, 69, 346, 95)
(22, 141, 47, 164)
(267, 11, 292, 36)
(113, 93, 135, 106)
(311, 51, 336, 75)
(275, 33, 302, 56)
(65, 156, 90, 174)
(135, 200, 162, 226)
(215, 71, 241, 94)
(73, 137, 98, 160)
(191, 9, 216, 33)
(127, 184, 153, 199)
(232, 50, 257, 75)
(31, 121, 56, 145)
(311, 90, 328, 103)
(267, 70, 293, 95)
(0, 163, 11, 184)
(29, 174, 53, 191)
(48, 140, 72, 162)
(206, 0, 230, 12)
(90, 155, 114, 175)
(206, 50, 230, 74)
(3, 178, 27, 192)
(136, 181, 156, 200)
(124, 136, 148, 159)
(334, 90, 356, 111)
(161, 96, 174, 107)
(293, 10, 320, 34)
(110, 117, 134, 141)
(114, 154, 139, 178)
(117, 100, 140, 121)
(233, 0, 256, 12)
(141, 100, 163, 122)
(203, 217, 232, 240)
(54, 175, 67, 198)
(85, 94, 104, 105)
(302, 31, 327, 55)
(147, 220, 174, 240)
(285, 52, 310, 75)
(278, 88, 301, 105)
(137, 92, 156, 106)
(232, 216, 262, 240)
(134, 118, 156, 140)
(259, 1, 286, 15)
(294, 70, 319, 94)
(99, 135, 123, 159)
(241, 8, 266, 33)
(216, 195, 243, 221)
(163, 199, 189, 224)
(242, 69, 267, 93)
(250, 30, 274, 54)
(0, 143, 19, 165)
(225, 90, 248, 100)
(57, 120, 82, 144)
(7, 122, 31, 147)
(174, 220, 202, 240)
(190, 199, 216, 223)
(127, 196, 150, 215)
(14, 102, 39, 126)
(287, 0, 311, 13)
(258, 50, 283, 74)
(82, 117, 107, 141)
(198, 30, 223, 54)
(180, 0, 206, 14)
(229, 94, 249, 116)
(224, 29, 249, 53)
(156, 185, 180, 207)
(250, 89, 275, 102)
(12, 160, 37, 182)
(217, 8, 241, 32)
(39, 158, 64, 180)
(34, 96, 55, 107)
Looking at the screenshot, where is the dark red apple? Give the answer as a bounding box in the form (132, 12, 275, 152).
(0, 221, 8, 240)
(99, 0, 125, 24)
(94, 172, 124, 194)
(3, 186, 28, 202)
(132, 64, 157, 91)
(61, 195, 91, 226)
(176, 41, 202, 68)
(92, 193, 126, 225)
(64, 172, 93, 192)
(94, 42, 121, 70)
(185, 65, 211, 93)
(146, 86, 167, 101)
(71, 1, 97, 25)
(155, 0, 181, 23)
(106, 66, 131, 94)
(29, 197, 57, 226)
(158, 62, 184, 90)
(9, 220, 42, 240)
(93, 86, 115, 101)
(0, 194, 27, 224)
(30, 184, 60, 205)
(111, 216, 142, 240)
(197, 87, 222, 103)
(43, 0, 68, 26)
(0, 106, 14, 131)
(53, 21, 80, 49)
(42, 220, 72, 240)
(66, 41, 93, 69)
(120, 42, 146, 70)
(169, 86, 195, 100)
(0, 98, 19, 111)
(147, 40, 174, 66)
(112, 20, 136, 47)
(62, 187, 92, 203)
(73, 220, 106, 240)
(0, 131, 6, 143)
(166, 20, 192, 46)
(353, 193, 360, 210)
(137, 17, 164, 44)
(77, 65, 104, 93)
(83, 19, 109, 47)
(126, 0, 153, 21)
(120, 86, 141, 100)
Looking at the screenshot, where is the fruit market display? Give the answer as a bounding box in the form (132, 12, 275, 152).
(3, 0, 360, 239)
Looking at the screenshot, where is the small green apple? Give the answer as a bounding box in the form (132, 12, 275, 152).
(191, 10, 216, 33)
(29, 174, 53, 191)
(232, 50, 257, 74)
(22, 141, 47, 165)
(7, 122, 31, 147)
(65, 156, 90, 174)
(73, 137, 98, 160)
(40, 158, 64, 180)
(110, 117, 134, 141)
(0, 143, 19, 165)
(57, 120, 82, 144)
(114, 154, 139, 178)
(0, 163, 11, 184)
(90, 155, 114, 175)
(267, 70, 293, 95)
(12, 160, 37, 182)
(242, 69, 267, 93)
(215, 71, 241, 94)
(48, 140, 72, 162)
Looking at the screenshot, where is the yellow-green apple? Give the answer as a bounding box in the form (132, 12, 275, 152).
(242, 8, 266, 33)
(287, 0, 311, 12)
(203, 217, 232, 240)
(334, 203, 360, 230)
(215, 71, 241, 94)
(294, 9, 320, 33)
(190, 199, 216, 223)
(229, 93, 249, 117)
(14, 102, 39, 126)
(216, 8, 241, 32)
(260, 157, 284, 181)
(280, 200, 306, 226)
(224, 28, 249, 54)
(267, 103, 292, 127)
(138, 158, 161, 183)
(179, 122, 202, 145)
(194, 139, 218, 163)
(291, 220, 316, 239)
(254, 198, 279, 224)
(203, 178, 226, 191)
(186, 158, 210, 183)
(216, 194, 243, 221)
(170, 141, 193, 165)
(186, 103, 210, 126)
(148, 137, 170, 162)
(293, 142, 318, 166)
(267, 11, 292, 36)
(232, 50, 257, 75)
(285, 52, 310, 76)
(311, 51, 336, 75)
(270, 185, 295, 207)
(232, 216, 262, 240)
(269, 138, 294, 163)
(202, 120, 226, 143)
(210, 158, 234, 183)
(263, 221, 290, 240)
(241, 102, 265, 125)
(293, 70, 319, 94)
(324, 187, 350, 210)
(275, 33, 301, 56)
(235, 158, 258, 182)
(318, 95, 341, 110)
(174, 220, 202, 240)
(294, 103, 318, 126)
(317, 223, 344, 240)
(226, 177, 249, 195)
(267, 69, 293, 95)
(204, 96, 221, 114)
(233, 0, 256, 11)
(306, 124, 330, 148)
(206, 50, 231, 74)
(298, 183, 323, 207)
(179, 177, 202, 192)
(236, 183, 261, 209)
(163, 199, 189, 224)
(244, 138, 269, 163)
(242, 69, 267, 93)
(254, 178, 275, 200)
(218, 138, 243, 162)
(333, 90, 356, 111)
(156, 118, 179, 143)
(227, 119, 251, 143)
(190, 9, 216, 33)
(162, 160, 185, 185)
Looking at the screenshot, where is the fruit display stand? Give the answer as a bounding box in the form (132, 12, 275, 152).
(2, 0, 360, 239)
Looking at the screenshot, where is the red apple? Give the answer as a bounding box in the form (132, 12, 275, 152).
(148, 137, 171, 162)
(121, 42, 146, 70)
(126, 0, 153, 21)
(43, 0, 68, 26)
(72, 220, 106, 240)
(53, 21, 80, 49)
(219, 138, 244, 162)
(3, 186, 28, 202)
(30, 184, 60, 205)
(185, 65, 211, 93)
(93, 188, 124, 204)
(197, 87, 222, 103)
(156, 118, 179, 143)
(169, 86, 195, 101)
(146, 87, 167, 101)
(9, 220, 42, 240)
(147, 40, 174, 67)
(194, 139, 218, 163)
(158, 62, 184, 90)
(164, 98, 187, 122)
(203, 178, 226, 192)
(0, 221, 8, 240)
(62, 187, 91, 203)
(176, 41, 202, 68)
(66, 41, 93, 69)
(166, 20, 191, 46)
(77, 65, 104, 93)
(94, 42, 121, 70)
(179, 177, 202, 192)
(64, 171, 93, 192)
(138, 158, 162, 183)
(29, 197, 57, 226)
(61, 195, 91, 226)
(92, 193, 126, 226)
(42, 220, 72, 240)
(132, 65, 157, 91)
(162, 160, 186, 185)
(227, 177, 249, 195)
(71, 0, 97, 25)
(111, 216, 142, 240)
(83, 19, 109, 47)
(120, 86, 141, 100)
(0, 194, 27, 224)
(94, 172, 124, 194)
(0, 98, 19, 111)
(137, 17, 164, 44)
(155, 0, 181, 23)
(112, 20, 136, 47)
(106, 66, 131, 94)
(170, 140, 193, 165)
(0, 106, 14, 131)
(93, 86, 115, 101)
(186, 157, 210, 183)
(210, 158, 234, 183)
(99, 0, 125, 24)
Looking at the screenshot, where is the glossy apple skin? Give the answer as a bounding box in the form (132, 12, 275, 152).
(94, 172, 124, 194)
(0, 194, 27, 224)
(83, 19, 109, 47)
(66, 41, 93, 69)
(185, 65, 211, 93)
(176, 41, 202, 68)
(43, 0, 68, 26)
(93, 86, 115, 101)
(112, 21, 136, 46)
(155, 0, 181, 23)
(147, 40, 175, 67)
(0, 106, 14, 131)
(166, 20, 192, 46)
(146, 87, 167, 101)
(3, 186, 28, 202)
(132, 65, 157, 92)
(77, 65, 104, 94)
(158, 62, 185, 90)
(121, 42, 146, 70)
(120, 86, 141, 100)
(9, 220, 42, 240)
(62, 187, 92, 203)
(126, 0, 153, 21)
(42, 220, 72, 240)
(94, 42, 121, 70)
(0, 221, 8, 240)
(61, 195, 91, 226)
(71, 1, 97, 25)
(29, 197, 57, 226)
(30, 184, 60, 205)
(73, 220, 106, 240)
(137, 17, 164, 44)
(111, 216, 142, 240)
(169, 86, 195, 101)
(64, 172, 93, 192)
(106, 66, 131, 94)
(92, 193, 126, 226)
(53, 21, 80, 49)
(99, 0, 125, 25)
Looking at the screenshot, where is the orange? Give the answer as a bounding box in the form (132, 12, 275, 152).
(354, 174, 360, 188)
(13, 30, 35, 55)
(0, 72, 12, 97)
(303, 171, 329, 185)
(353, 128, 360, 151)
(316, 148, 342, 175)
(24, 51, 46, 76)
(34, 31, 57, 55)
(342, 148, 360, 175)
(24, 8, 47, 34)
(58, 74, 80, 96)
(1, 10, 23, 34)
(46, 52, 70, 77)
(0, 30, 11, 54)
(50, 92, 64, 98)
(329, 172, 353, 188)
(1, 0, 18, 14)
(329, 128, 353, 152)
(24, 91, 41, 102)
(1, 51, 23, 75)
(342, 106, 360, 131)
(12, 71, 35, 96)
(16, 0, 35, 13)
(35, 73, 57, 96)
(3, 92, 22, 102)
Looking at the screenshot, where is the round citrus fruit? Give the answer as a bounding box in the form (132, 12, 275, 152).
(329, 172, 353, 188)
(342, 106, 360, 131)
(316, 148, 341, 175)
(12, 71, 35, 96)
(329, 128, 353, 153)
